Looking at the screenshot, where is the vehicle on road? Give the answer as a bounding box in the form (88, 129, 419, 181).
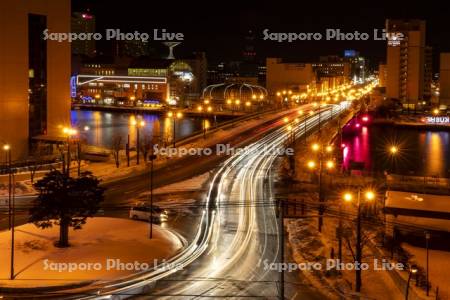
(129, 204, 168, 223)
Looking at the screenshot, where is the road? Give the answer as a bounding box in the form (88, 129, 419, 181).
(112, 102, 347, 299)
(0, 103, 348, 299)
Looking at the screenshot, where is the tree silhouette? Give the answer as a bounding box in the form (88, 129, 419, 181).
(30, 170, 105, 247)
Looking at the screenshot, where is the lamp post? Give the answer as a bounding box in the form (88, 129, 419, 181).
(197, 105, 206, 139)
(425, 231, 430, 296)
(4, 144, 15, 280)
(405, 265, 418, 300)
(62, 127, 78, 176)
(342, 188, 376, 292)
(148, 150, 157, 239)
(307, 143, 335, 232)
(4, 144, 11, 229)
(131, 119, 145, 165)
(167, 111, 183, 148)
(388, 145, 399, 174)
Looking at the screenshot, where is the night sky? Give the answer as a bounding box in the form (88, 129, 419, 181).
(72, 0, 450, 69)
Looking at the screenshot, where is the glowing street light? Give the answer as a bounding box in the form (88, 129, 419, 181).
(342, 188, 376, 292)
(167, 111, 184, 147)
(311, 143, 320, 152)
(389, 146, 398, 155)
(343, 192, 353, 202)
(130, 119, 145, 165)
(307, 160, 316, 169)
(325, 160, 335, 169)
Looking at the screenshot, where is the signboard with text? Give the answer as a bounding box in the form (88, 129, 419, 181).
(424, 116, 450, 124)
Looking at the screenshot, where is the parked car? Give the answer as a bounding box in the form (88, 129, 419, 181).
(129, 204, 168, 223)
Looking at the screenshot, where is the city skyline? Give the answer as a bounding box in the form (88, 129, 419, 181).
(72, 0, 450, 67)
(0, 1, 449, 299)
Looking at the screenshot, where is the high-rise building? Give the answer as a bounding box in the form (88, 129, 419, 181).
(71, 12, 95, 57)
(424, 46, 433, 101)
(114, 40, 149, 58)
(386, 19, 427, 109)
(440, 53, 450, 106)
(378, 64, 387, 88)
(344, 50, 366, 83)
(0, 0, 71, 159)
(242, 30, 256, 62)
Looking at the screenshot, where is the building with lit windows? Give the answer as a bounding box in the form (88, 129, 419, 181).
(71, 11, 96, 57)
(386, 19, 429, 109)
(73, 75, 168, 107)
(440, 53, 450, 107)
(266, 57, 350, 98)
(0, 0, 71, 160)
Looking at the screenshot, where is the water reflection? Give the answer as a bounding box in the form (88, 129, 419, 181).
(71, 110, 205, 148)
(341, 124, 450, 177)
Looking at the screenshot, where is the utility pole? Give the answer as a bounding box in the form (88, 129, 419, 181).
(278, 199, 285, 300)
(10, 171, 15, 280)
(355, 188, 362, 292)
(149, 149, 156, 239)
(425, 231, 430, 296)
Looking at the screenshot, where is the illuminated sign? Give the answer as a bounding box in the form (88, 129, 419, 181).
(70, 76, 77, 98)
(344, 50, 356, 57)
(424, 116, 450, 124)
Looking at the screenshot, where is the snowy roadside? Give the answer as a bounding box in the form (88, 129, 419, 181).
(0, 108, 296, 197)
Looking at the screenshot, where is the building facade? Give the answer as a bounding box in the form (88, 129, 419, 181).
(266, 58, 316, 96)
(440, 53, 450, 107)
(71, 12, 96, 57)
(386, 19, 427, 109)
(0, 0, 71, 160)
(378, 64, 387, 88)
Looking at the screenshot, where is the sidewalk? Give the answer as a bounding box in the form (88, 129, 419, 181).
(0, 217, 183, 289)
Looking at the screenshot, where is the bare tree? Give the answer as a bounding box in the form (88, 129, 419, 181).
(28, 142, 46, 183)
(140, 135, 152, 163)
(111, 136, 122, 168)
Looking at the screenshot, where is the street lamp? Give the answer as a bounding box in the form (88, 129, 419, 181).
(62, 127, 78, 175)
(405, 265, 418, 300)
(342, 188, 376, 292)
(4, 144, 12, 230)
(131, 119, 145, 165)
(167, 111, 183, 147)
(307, 143, 336, 232)
(389, 146, 398, 155)
(3, 144, 15, 280)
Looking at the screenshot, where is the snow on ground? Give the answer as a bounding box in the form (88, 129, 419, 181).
(0, 217, 183, 288)
(147, 172, 211, 195)
(402, 243, 450, 300)
(386, 191, 450, 213)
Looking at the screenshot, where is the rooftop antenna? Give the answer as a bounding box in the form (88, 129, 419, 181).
(164, 42, 181, 59)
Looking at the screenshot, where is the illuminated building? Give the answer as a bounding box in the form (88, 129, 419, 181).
(0, 0, 71, 159)
(71, 12, 96, 57)
(440, 53, 450, 107)
(266, 57, 350, 97)
(378, 64, 387, 87)
(266, 58, 316, 96)
(386, 19, 428, 110)
(343, 50, 366, 83)
(424, 46, 433, 102)
(73, 75, 168, 106)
